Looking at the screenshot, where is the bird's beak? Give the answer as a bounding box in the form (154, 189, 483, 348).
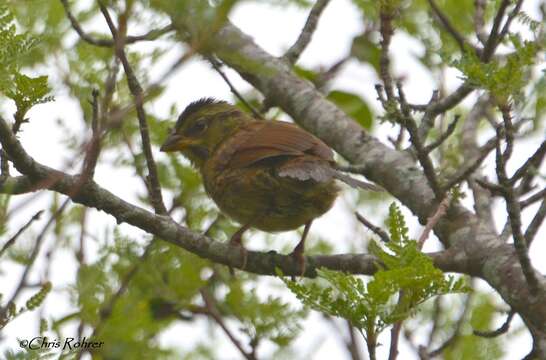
(160, 134, 198, 152)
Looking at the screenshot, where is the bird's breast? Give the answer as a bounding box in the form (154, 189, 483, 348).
(201, 159, 338, 232)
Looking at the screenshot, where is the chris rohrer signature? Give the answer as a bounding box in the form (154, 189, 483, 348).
(19, 336, 104, 351)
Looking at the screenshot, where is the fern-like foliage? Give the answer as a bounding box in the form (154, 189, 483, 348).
(452, 29, 540, 104)
(0, 282, 51, 330)
(0, 4, 53, 123)
(280, 203, 468, 342)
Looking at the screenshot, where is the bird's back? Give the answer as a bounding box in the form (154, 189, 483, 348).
(202, 121, 339, 231)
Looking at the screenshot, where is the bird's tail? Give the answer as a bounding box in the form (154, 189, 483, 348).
(332, 171, 383, 192)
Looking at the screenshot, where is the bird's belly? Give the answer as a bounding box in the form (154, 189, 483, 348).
(204, 167, 338, 232)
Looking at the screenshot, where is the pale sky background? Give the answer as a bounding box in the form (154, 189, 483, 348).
(1, 0, 545, 359)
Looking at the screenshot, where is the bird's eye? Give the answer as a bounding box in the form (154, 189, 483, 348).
(185, 119, 208, 136)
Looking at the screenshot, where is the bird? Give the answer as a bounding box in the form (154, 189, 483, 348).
(160, 98, 380, 274)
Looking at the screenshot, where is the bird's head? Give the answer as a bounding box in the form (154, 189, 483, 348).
(160, 98, 249, 167)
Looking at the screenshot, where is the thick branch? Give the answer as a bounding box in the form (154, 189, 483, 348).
(0, 115, 463, 278)
(162, 16, 546, 342)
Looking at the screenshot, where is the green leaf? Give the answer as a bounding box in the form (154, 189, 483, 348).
(281, 202, 468, 342)
(327, 90, 373, 129)
(350, 34, 381, 73)
(25, 282, 52, 311)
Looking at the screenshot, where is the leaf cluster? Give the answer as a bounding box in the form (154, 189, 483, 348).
(0, 5, 53, 122)
(453, 37, 540, 104)
(0, 282, 52, 330)
(223, 280, 306, 347)
(281, 203, 468, 339)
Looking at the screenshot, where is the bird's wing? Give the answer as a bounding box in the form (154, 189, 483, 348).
(224, 121, 334, 169)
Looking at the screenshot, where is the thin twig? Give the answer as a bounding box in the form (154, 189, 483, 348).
(475, 181, 505, 200)
(426, 83, 474, 120)
(418, 196, 450, 249)
(379, 7, 396, 102)
(60, 0, 173, 48)
(77, 239, 157, 359)
(388, 126, 405, 150)
(482, 0, 511, 61)
(80, 89, 102, 180)
(0, 210, 43, 258)
(426, 297, 443, 349)
(473, 310, 515, 338)
(424, 115, 459, 153)
(315, 56, 350, 92)
(428, 292, 473, 357)
(98, 1, 167, 215)
(283, 0, 331, 64)
(209, 58, 263, 119)
(499, 219, 512, 242)
(365, 330, 377, 360)
(417, 91, 440, 139)
(388, 321, 403, 360)
(98, 241, 155, 321)
(94, 52, 191, 133)
(427, 0, 470, 53)
(520, 187, 546, 208)
(509, 141, 546, 185)
(0, 150, 10, 180)
(395, 83, 443, 198)
(524, 199, 546, 246)
(474, 0, 487, 44)
(200, 288, 256, 360)
(399, 111, 442, 197)
(355, 212, 391, 243)
(460, 97, 495, 227)
(441, 138, 496, 192)
(494, 109, 539, 295)
(346, 321, 363, 360)
(0, 200, 69, 321)
(497, 0, 524, 46)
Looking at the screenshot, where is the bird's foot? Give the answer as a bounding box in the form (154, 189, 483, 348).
(288, 249, 306, 280)
(228, 232, 248, 275)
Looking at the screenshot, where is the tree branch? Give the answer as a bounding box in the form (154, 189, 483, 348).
(98, 1, 167, 215)
(200, 288, 256, 360)
(494, 114, 539, 295)
(163, 16, 546, 347)
(355, 212, 391, 243)
(283, 0, 330, 64)
(520, 187, 546, 209)
(509, 140, 546, 185)
(428, 292, 473, 357)
(473, 310, 515, 338)
(482, 0, 511, 61)
(0, 210, 43, 258)
(525, 199, 546, 247)
(0, 200, 69, 322)
(60, 0, 173, 47)
(208, 57, 262, 119)
(0, 115, 464, 278)
(427, 0, 470, 53)
(417, 196, 450, 248)
(423, 115, 459, 154)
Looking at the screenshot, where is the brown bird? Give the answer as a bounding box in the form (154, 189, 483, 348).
(160, 98, 380, 274)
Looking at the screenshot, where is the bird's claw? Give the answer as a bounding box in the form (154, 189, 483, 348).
(288, 250, 306, 280)
(228, 240, 248, 275)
